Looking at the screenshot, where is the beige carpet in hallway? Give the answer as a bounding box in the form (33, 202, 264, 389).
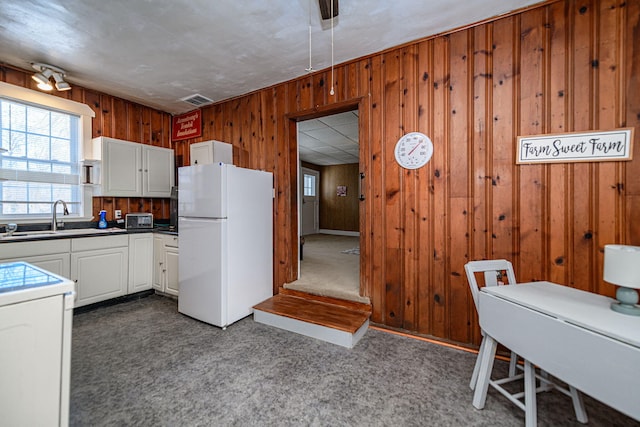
(283, 233, 370, 303)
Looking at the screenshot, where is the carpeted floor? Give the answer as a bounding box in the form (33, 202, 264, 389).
(70, 295, 639, 426)
(284, 233, 368, 303)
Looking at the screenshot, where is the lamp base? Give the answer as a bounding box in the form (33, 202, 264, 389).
(611, 286, 640, 316)
(611, 302, 640, 315)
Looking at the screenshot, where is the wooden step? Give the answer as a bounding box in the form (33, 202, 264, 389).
(253, 294, 370, 348)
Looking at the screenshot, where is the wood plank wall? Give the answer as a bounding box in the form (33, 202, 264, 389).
(0, 65, 173, 222)
(3, 0, 639, 348)
(174, 0, 636, 347)
(319, 163, 359, 232)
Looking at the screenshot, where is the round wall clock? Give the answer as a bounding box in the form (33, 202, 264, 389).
(394, 132, 433, 169)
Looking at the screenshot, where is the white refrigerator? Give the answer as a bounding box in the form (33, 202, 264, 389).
(177, 163, 273, 328)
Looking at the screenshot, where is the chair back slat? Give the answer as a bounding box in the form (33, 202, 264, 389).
(464, 259, 517, 312)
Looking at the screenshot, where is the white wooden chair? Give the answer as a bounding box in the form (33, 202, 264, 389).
(465, 260, 588, 424)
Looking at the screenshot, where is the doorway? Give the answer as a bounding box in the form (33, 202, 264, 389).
(301, 167, 319, 236)
(284, 109, 367, 303)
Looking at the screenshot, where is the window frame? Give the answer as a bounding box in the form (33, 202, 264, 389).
(0, 82, 95, 223)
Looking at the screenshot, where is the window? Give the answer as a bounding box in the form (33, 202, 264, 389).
(303, 173, 316, 197)
(0, 82, 95, 222)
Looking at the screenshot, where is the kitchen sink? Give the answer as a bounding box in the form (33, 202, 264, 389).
(0, 227, 127, 241)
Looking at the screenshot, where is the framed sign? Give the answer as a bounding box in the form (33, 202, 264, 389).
(516, 128, 634, 164)
(172, 109, 202, 142)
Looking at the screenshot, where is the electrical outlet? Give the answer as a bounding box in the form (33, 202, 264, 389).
(115, 210, 122, 219)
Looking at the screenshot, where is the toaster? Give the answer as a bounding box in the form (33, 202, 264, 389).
(125, 213, 153, 229)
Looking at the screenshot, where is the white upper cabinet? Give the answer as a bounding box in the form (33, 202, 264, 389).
(189, 140, 233, 165)
(91, 137, 174, 197)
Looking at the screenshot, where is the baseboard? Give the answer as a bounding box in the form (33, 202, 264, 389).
(318, 229, 360, 237)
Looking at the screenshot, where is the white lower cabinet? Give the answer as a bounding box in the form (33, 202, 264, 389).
(153, 233, 179, 295)
(128, 233, 153, 293)
(164, 246, 179, 295)
(1, 231, 175, 307)
(71, 235, 128, 308)
(0, 240, 71, 278)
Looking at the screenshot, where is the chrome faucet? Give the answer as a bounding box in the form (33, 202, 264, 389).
(52, 200, 69, 232)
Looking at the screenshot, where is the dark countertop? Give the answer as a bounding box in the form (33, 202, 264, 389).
(0, 226, 177, 243)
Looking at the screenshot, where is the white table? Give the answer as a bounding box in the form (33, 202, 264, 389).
(473, 281, 640, 425)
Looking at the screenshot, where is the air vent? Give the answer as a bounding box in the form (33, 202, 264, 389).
(180, 94, 214, 107)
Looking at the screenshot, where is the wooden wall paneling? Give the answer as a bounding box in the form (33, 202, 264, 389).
(113, 197, 127, 220)
(128, 103, 142, 144)
(150, 109, 164, 146)
(278, 84, 297, 288)
(261, 91, 277, 173)
(625, 0, 640, 246)
(382, 50, 404, 328)
(430, 35, 449, 339)
(546, 2, 570, 286)
(594, 0, 624, 297)
(4, 0, 639, 347)
(112, 97, 128, 140)
(346, 62, 359, 99)
(85, 91, 102, 137)
(468, 24, 492, 345)
(238, 96, 251, 167)
(570, 0, 596, 291)
(151, 197, 164, 221)
(253, 93, 266, 171)
(69, 85, 85, 106)
(313, 71, 328, 108)
(297, 75, 313, 112)
(448, 30, 472, 343)
(400, 45, 418, 330)
(101, 95, 113, 139)
(2, 65, 27, 86)
(490, 17, 517, 264)
(470, 26, 488, 263)
(287, 116, 299, 285)
(415, 39, 434, 336)
(163, 113, 171, 149)
(517, 9, 546, 282)
(357, 59, 372, 300)
(368, 54, 385, 323)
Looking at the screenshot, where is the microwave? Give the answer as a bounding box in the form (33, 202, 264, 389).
(125, 213, 153, 229)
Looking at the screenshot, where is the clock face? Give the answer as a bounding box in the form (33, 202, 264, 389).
(394, 132, 433, 169)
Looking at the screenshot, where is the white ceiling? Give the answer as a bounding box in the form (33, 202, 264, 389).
(0, 0, 543, 165)
(299, 111, 359, 166)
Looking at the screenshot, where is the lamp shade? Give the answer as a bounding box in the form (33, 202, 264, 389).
(604, 245, 640, 289)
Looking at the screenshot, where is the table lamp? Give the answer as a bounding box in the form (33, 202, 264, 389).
(604, 244, 640, 315)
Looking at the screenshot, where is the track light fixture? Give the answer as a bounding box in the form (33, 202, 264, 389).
(31, 63, 72, 92)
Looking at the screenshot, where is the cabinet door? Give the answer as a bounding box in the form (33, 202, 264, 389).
(72, 247, 128, 307)
(164, 246, 179, 296)
(102, 138, 141, 196)
(190, 142, 213, 165)
(152, 235, 166, 291)
(143, 145, 174, 197)
(128, 234, 153, 293)
(3, 253, 70, 279)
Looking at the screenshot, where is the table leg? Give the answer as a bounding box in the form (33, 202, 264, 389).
(472, 334, 497, 409)
(524, 359, 537, 427)
(469, 335, 487, 390)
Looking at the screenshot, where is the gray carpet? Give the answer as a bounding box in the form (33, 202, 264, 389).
(70, 295, 639, 426)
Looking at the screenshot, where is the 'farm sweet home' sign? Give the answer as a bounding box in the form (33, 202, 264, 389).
(516, 128, 634, 164)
